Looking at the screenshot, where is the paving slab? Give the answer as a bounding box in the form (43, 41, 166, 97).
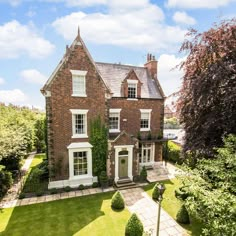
(120, 188, 187, 236)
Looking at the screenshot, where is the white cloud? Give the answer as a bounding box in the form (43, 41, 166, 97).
(0, 77, 5, 85)
(8, 0, 21, 6)
(0, 89, 28, 104)
(65, 0, 106, 7)
(0, 20, 55, 59)
(173, 11, 196, 25)
(158, 54, 185, 96)
(20, 69, 48, 85)
(166, 0, 234, 9)
(52, 2, 186, 53)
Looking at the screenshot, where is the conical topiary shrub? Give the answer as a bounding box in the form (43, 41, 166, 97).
(111, 191, 125, 210)
(176, 205, 190, 224)
(125, 213, 144, 236)
(152, 183, 160, 200)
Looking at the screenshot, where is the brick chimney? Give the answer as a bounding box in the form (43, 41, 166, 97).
(144, 53, 157, 79)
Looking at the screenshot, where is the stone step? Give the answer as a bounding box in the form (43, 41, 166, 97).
(115, 179, 136, 189)
(117, 178, 132, 184)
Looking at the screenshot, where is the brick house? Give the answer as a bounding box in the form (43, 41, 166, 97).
(41, 29, 165, 189)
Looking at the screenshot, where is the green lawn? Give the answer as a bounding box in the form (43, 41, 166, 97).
(144, 178, 203, 236)
(22, 154, 48, 193)
(0, 192, 130, 236)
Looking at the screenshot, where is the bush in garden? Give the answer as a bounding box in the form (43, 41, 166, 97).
(37, 160, 49, 180)
(168, 141, 183, 164)
(78, 184, 85, 190)
(111, 191, 125, 210)
(36, 190, 44, 196)
(176, 205, 190, 224)
(64, 186, 71, 192)
(0, 167, 13, 198)
(50, 188, 58, 194)
(140, 166, 147, 181)
(92, 182, 98, 188)
(152, 183, 160, 200)
(19, 192, 26, 199)
(125, 213, 144, 236)
(99, 171, 108, 188)
(175, 187, 189, 200)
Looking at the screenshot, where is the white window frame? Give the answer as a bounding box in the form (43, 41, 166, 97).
(67, 142, 93, 180)
(70, 109, 88, 138)
(109, 109, 121, 133)
(140, 109, 152, 131)
(127, 80, 138, 99)
(70, 70, 87, 97)
(139, 143, 155, 164)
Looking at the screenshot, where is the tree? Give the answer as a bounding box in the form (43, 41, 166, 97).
(179, 134, 236, 235)
(89, 116, 108, 176)
(178, 19, 236, 156)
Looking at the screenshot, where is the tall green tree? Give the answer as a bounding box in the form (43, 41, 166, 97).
(89, 116, 108, 176)
(178, 19, 236, 156)
(179, 135, 236, 235)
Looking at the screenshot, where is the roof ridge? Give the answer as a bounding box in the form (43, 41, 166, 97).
(95, 61, 145, 69)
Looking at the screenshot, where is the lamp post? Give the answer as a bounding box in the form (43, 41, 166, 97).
(156, 183, 166, 236)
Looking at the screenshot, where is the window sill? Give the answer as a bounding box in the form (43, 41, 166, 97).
(109, 129, 120, 133)
(72, 94, 87, 97)
(69, 175, 93, 180)
(140, 128, 150, 132)
(127, 98, 138, 101)
(72, 134, 88, 138)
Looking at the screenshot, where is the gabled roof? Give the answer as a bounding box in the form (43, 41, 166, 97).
(41, 28, 110, 94)
(95, 62, 163, 99)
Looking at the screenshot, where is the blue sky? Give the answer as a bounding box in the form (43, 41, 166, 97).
(0, 0, 235, 109)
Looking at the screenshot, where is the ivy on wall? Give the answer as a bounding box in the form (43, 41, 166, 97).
(89, 116, 108, 176)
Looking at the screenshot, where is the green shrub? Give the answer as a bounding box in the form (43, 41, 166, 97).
(140, 166, 147, 181)
(175, 187, 189, 200)
(176, 205, 190, 224)
(64, 186, 71, 192)
(37, 160, 49, 180)
(152, 183, 160, 200)
(50, 188, 58, 194)
(125, 213, 144, 236)
(92, 182, 98, 188)
(36, 190, 43, 196)
(19, 192, 26, 199)
(99, 171, 108, 188)
(0, 167, 13, 198)
(168, 141, 182, 164)
(78, 184, 85, 190)
(111, 191, 125, 210)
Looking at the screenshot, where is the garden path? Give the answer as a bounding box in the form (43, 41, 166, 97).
(0, 152, 35, 208)
(120, 187, 187, 236)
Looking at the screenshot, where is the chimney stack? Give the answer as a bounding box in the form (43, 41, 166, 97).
(144, 53, 158, 79)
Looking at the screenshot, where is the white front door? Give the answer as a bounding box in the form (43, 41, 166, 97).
(114, 145, 133, 182)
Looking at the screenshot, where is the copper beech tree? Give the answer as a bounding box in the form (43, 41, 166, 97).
(178, 18, 236, 156)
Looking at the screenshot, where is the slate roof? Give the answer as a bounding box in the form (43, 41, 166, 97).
(95, 62, 163, 99)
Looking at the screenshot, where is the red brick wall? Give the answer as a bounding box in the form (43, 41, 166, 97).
(47, 43, 107, 181)
(108, 98, 164, 139)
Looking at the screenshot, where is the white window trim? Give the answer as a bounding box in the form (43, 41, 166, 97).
(127, 79, 138, 84)
(139, 143, 155, 164)
(140, 109, 152, 131)
(67, 143, 93, 180)
(127, 80, 138, 98)
(70, 109, 88, 138)
(70, 70, 87, 97)
(109, 109, 121, 133)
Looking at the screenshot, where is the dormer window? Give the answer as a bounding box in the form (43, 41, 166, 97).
(127, 80, 138, 98)
(70, 70, 87, 97)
